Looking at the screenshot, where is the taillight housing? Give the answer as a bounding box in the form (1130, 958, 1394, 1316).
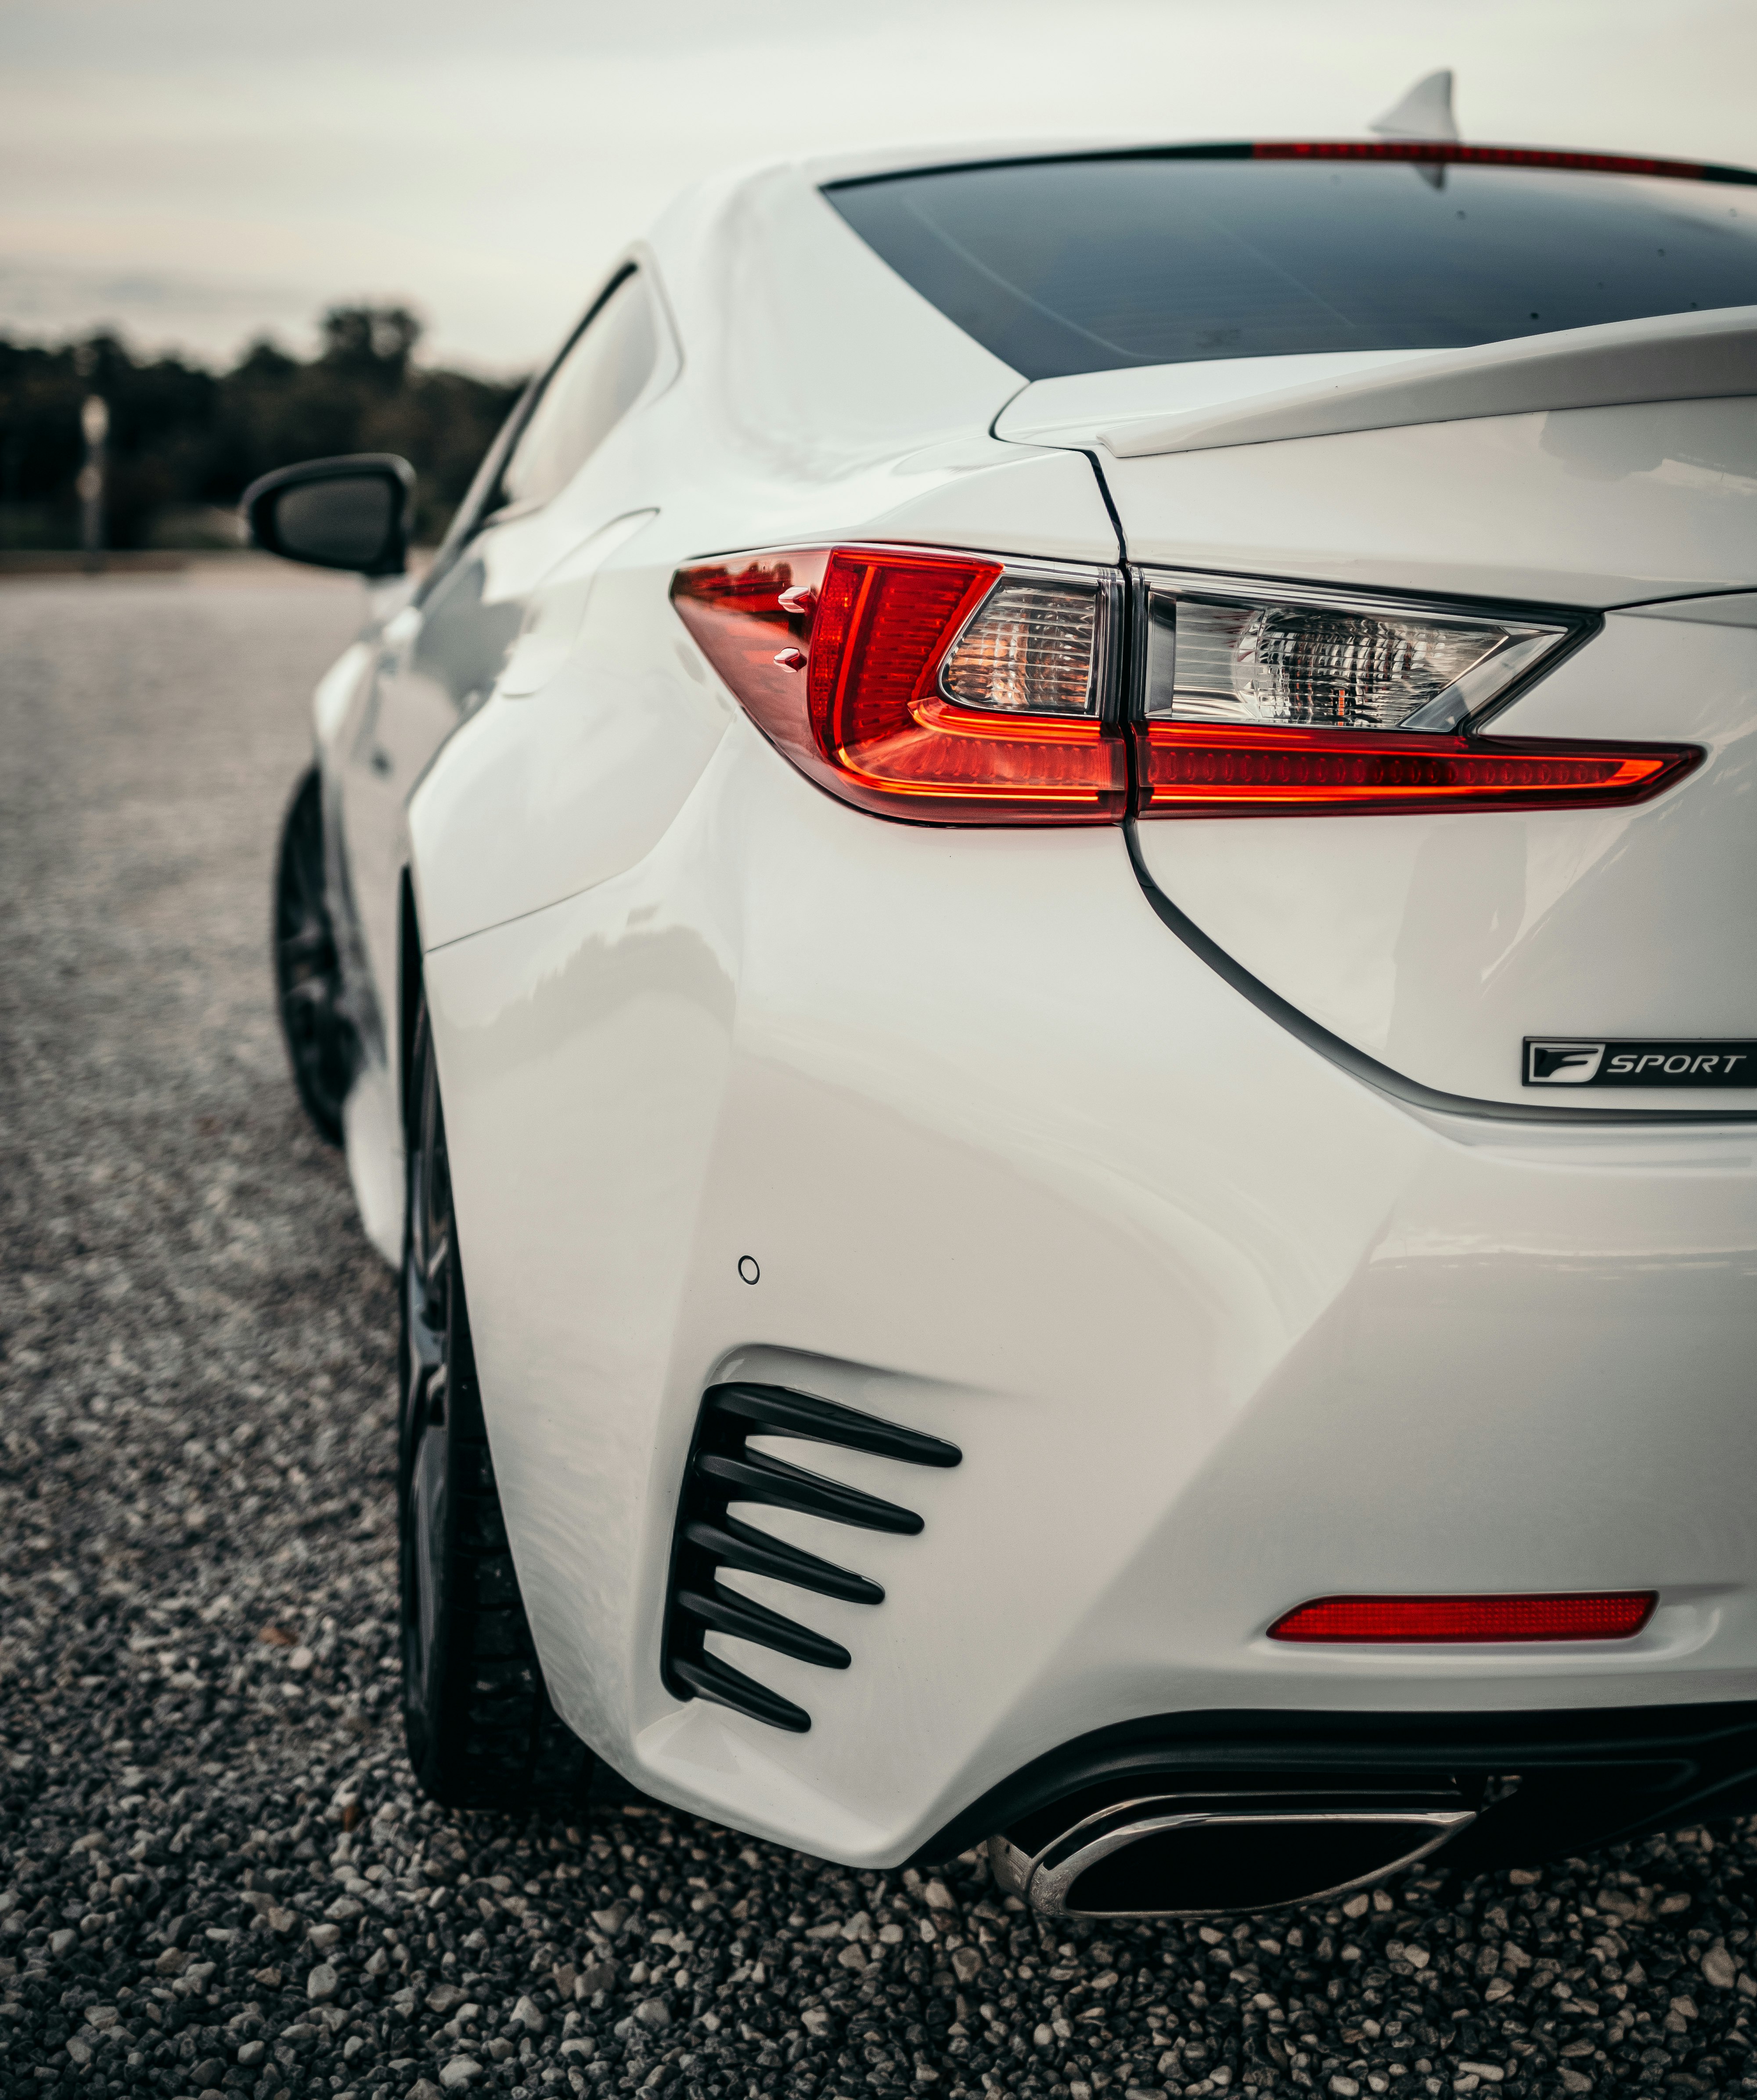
(1134, 571, 1700, 816)
(670, 547, 1701, 825)
(671, 547, 1126, 823)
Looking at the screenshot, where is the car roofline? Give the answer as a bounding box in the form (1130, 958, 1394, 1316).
(793, 134, 1757, 190)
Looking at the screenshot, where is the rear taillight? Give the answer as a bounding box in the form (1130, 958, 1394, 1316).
(1137, 723, 1700, 816)
(671, 546, 1700, 825)
(1268, 1592, 1657, 1643)
(672, 547, 1126, 823)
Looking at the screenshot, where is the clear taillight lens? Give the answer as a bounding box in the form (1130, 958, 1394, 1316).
(941, 581, 1102, 715)
(671, 549, 1125, 824)
(1137, 572, 1700, 816)
(1148, 581, 1570, 734)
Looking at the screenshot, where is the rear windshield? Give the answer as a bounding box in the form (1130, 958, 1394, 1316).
(824, 151, 1757, 379)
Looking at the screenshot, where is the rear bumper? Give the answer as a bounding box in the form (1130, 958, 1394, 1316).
(915, 1700, 1757, 1874)
(426, 718, 1757, 1866)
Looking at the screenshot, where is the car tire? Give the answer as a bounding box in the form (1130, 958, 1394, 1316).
(399, 992, 594, 1812)
(272, 766, 357, 1147)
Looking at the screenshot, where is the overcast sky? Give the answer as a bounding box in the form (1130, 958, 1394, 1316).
(4, 0, 1755, 374)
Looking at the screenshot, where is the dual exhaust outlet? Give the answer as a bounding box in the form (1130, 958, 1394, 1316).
(988, 1787, 1475, 1919)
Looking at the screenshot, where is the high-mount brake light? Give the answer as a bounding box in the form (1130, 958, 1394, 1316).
(671, 547, 1126, 823)
(1247, 140, 1757, 184)
(1268, 1593, 1658, 1643)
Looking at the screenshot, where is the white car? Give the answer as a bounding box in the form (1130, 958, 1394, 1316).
(252, 126, 1757, 1920)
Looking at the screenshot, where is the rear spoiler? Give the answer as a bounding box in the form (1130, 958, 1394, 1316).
(1098, 304, 1757, 458)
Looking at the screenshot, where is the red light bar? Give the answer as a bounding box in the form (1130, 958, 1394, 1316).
(1250, 140, 1757, 185)
(1268, 1593, 1658, 1643)
(673, 547, 1127, 824)
(1136, 723, 1700, 817)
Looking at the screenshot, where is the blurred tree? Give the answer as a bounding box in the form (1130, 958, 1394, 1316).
(320, 304, 422, 384)
(0, 307, 525, 550)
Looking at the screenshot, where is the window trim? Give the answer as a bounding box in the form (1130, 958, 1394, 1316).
(485, 263, 652, 525)
(418, 257, 671, 600)
(822, 139, 1757, 195)
(823, 148, 1757, 384)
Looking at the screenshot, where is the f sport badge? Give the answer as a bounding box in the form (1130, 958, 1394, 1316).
(1525, 1039, 1757, 1088)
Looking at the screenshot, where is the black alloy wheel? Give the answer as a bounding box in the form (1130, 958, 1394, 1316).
(272, 766, 358, 1145)
(399, 992, 595, 1811)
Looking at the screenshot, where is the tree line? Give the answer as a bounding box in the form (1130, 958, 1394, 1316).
(0, 306, 526, 551)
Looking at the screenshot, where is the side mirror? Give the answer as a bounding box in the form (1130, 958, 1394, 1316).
(242, 454, 415, 575)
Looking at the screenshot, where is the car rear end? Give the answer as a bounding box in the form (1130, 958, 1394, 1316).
(428, 139, 1757, 1907)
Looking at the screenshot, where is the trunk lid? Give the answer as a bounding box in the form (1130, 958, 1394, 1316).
(1089, 395, 1757, 1114)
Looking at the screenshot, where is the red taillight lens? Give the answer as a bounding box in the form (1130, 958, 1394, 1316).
(672, 547, 1127, 824)
(1268, 1592, 1657, 1643)
(1138, 723, 1700, 817)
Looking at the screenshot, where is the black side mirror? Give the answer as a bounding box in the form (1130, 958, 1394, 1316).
(242, 453, 414, 576)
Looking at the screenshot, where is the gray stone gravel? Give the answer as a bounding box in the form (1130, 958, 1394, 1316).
(4, 572, 1757, 2100)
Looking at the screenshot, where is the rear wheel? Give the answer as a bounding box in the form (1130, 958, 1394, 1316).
(272, 767, 356, 1145)
(400, 993, 594, 1811)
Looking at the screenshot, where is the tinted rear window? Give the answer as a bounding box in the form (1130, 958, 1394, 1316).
(825, 152, 1757, 379)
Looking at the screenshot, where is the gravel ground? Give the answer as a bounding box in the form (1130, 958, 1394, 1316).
(4, 573, 1757, 2100)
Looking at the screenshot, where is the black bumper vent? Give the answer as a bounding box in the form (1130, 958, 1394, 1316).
(661, 1381, 961, 1733)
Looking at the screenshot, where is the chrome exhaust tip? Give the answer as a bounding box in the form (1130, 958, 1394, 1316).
(988, 1789, 1475, 1920)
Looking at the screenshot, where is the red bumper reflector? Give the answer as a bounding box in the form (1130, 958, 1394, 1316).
(672, 547, 1127, 824)
(1137, 723, 1700, 816)
(1268, 1592, 1658, 1643)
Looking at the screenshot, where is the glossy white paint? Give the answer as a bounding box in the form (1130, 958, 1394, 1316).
(995, 351, 1424, 448)
(1096, 305, 1757, 460)
(320, 250, 684, 1099)
(1132, 608, 1757, 1111)
(310, 640, 374, 754)
(1089, 398, 1757, 604)
(646, 165, 1022, 481)
(341, 1060, 402, 1267)
(410, 543, 729, 955)
(1627, 589, 1757, 628)
(497, 510, 659, 698)
(410, 442, 1116, 957)
(424, 702, 1757, 1864)
(285, 140, 1757, 1868)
